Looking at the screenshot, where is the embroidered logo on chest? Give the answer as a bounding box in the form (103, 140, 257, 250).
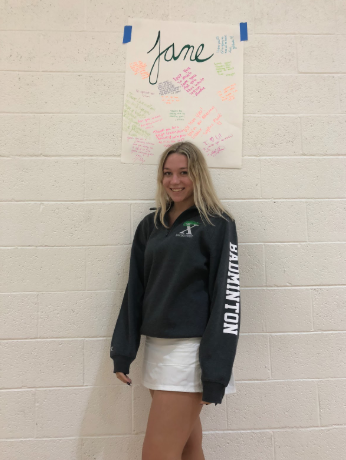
(175, 220, 200, 237)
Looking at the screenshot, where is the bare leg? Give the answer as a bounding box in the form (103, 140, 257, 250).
(181, 415, 205, 460)
(142, 389, 204, 460)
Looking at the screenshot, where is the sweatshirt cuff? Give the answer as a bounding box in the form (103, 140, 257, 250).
(202, 381, 226, 405)
(112, 355, 132, 374)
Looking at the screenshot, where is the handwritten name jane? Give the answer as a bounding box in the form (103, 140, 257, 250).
(147, 30, 214, 85)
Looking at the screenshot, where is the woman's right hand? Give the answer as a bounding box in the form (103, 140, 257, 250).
(116, 372, 132, 386)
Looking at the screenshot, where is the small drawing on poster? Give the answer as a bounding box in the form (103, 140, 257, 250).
(129, 61, 150, 79)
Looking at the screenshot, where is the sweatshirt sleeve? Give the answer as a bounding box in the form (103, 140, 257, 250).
(110, 216, 150, 375)
(199, 215, 241, 405)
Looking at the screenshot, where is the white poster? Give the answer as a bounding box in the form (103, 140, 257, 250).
(122, 18, 244, 168)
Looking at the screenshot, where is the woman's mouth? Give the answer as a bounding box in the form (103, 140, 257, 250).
(170, 188, 185, 193)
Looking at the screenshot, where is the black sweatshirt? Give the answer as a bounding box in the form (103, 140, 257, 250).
(110, 202, 241, 405)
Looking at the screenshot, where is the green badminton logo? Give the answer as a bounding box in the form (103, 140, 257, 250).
(176, 220, 200, 237)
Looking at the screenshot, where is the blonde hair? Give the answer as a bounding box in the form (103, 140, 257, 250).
(152, 141, 235, 229)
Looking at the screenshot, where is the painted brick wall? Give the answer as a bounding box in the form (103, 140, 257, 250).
(0, 0, 345, 459)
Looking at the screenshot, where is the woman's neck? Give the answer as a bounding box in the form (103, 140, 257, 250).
(169, 198, 195, 215)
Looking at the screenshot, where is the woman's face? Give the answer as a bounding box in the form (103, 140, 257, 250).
(162, 153, 194, 204)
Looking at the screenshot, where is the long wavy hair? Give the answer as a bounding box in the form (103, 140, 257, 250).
(152, 141, 235, 229)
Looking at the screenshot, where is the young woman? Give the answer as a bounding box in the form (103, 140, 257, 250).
(110, 141, 241, 460)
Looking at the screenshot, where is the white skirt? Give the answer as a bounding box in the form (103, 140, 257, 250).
(141, 336, 236, 394)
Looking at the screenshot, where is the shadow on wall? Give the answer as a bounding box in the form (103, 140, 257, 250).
(76, 291, 151, 460)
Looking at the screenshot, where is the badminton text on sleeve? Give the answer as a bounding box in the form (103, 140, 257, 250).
(223, 242, 240, 335)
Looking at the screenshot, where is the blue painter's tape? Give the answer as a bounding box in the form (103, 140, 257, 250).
(123, 25, 132, 43)
(240, 22, 248, 41)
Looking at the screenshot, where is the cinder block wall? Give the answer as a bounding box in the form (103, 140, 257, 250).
(0, 1, 345, 459)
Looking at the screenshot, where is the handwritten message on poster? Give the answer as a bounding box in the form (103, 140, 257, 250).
(122, 18, 244, 168)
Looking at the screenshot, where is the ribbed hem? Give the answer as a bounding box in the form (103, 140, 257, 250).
(202, 381, 225, 405)
(112, 355, 132, 374)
